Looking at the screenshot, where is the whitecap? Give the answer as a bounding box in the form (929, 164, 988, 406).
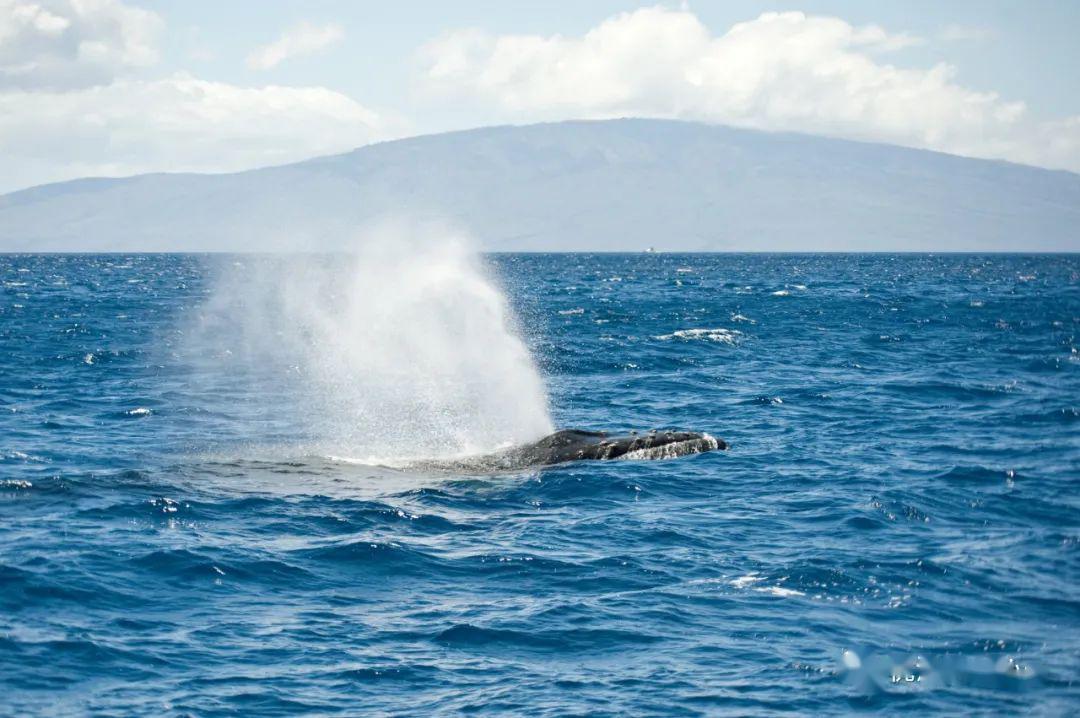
(730, 573, 764, 588)
(730, 572, 803, 597)
(654, 328, 741, 345)
(4, 451, 45, 462)
(754, 586, 805, 597)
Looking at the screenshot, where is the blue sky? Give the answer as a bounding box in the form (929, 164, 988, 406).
(2, 0, 1078, 193)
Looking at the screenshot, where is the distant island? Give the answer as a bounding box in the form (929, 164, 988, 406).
(1, 118, 1078, 252)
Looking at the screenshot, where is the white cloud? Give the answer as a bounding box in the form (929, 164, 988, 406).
(0, 3, 388, 192)
(0, 74, 388, 192)
(0, 0, 161, 89)
(939, 24, 995, 42)
(246, 21, 344, 71)
(417, 7, 1080, 172)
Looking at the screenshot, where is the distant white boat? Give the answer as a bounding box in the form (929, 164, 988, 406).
(644, 246, 657, 253)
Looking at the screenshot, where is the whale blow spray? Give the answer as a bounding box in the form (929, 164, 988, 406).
(191, 222, 553, 462)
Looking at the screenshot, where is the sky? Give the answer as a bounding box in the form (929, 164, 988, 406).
(1, 0, 1079, 194)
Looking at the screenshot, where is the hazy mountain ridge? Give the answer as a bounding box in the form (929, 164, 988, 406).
(2, 119, 1078, 251)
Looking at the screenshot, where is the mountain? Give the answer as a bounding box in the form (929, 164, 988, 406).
(1, 119, 1078, 251)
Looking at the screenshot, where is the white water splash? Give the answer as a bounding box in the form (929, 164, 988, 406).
(190, 221, 553, 462)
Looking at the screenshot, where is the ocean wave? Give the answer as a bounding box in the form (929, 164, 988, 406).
(2, 253, 1078, 714)
(435, 623, 660, 651)
(128, 548, 315, 585)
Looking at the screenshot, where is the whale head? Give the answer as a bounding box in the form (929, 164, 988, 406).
(534, 429, 726, 462)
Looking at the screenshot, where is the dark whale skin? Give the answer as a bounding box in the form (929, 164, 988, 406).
(516, 429, 725, 463)
(412, 429, 726, 472)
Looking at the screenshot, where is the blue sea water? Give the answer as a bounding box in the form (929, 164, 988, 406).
(1, 253, 1078, 716)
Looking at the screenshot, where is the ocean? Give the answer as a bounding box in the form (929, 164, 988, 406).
(1, 252, 1077, 716)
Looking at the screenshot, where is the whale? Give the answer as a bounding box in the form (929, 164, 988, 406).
(411, 429, 725, 472)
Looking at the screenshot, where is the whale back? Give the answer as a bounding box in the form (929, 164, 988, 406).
(409, 428, 724, 473)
